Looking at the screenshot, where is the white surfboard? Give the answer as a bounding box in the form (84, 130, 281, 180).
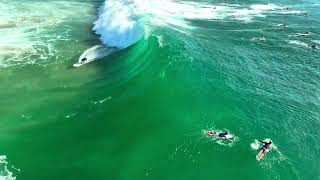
(225, 134, 233, 139)
(73, 45, 121, 68)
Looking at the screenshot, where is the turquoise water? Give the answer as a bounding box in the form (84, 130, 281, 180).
(0, 0, 320, 179)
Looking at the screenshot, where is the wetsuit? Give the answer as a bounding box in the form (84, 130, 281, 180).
(259, 140, 272, 153)
(218, 132, 228, 138)
(81, 57, 87, 63)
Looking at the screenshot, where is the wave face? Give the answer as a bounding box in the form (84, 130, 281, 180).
(93, 1, 144, 48)
(0, 0, 303, 68)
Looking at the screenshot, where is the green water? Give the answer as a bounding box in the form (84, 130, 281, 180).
(0, 0, 320, 179)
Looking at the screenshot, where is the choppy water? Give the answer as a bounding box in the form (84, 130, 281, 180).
(0, 0, 320, 179)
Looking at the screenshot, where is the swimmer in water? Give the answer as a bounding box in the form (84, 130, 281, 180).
(256, 140, 272, 160)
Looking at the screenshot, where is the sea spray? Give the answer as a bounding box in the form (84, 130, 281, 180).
(88, 0, 299, 58)
(92, 1, 295, 49)
(93, 0, 144, 48)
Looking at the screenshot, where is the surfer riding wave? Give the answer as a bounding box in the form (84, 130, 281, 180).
(74, 1, 297, 67)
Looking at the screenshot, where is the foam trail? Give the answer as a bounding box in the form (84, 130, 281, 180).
(251, 140, 260, 150)
(288, 40, 309, 48)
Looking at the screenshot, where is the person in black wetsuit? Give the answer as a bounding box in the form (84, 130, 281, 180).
(80, 57, 87, 64)
(256, 140, 272, 160)
(309, 44, 317, 49)
(303, 32, 310, 35)
(204, 131, 229, 139)
(302, 12, 309, 16)
(218, 131, 229, 139)
(258, 140, 272, 154)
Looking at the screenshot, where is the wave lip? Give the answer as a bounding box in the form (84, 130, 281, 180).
(93, 0, 144, 49)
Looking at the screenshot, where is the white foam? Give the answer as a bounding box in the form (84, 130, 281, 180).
(250, 4, 282, 11)
(156, 35, 165, 48)
(288, 40, 309, 47)
(312, 40, 320, 44)
(93, 1, 144, 48)
(250, 139, 260, 150)
(0, 0, 95, 68)
(251, 36, 266, 41)
(1, 0, 298, 67)
(0, 155, 16, 180)
(92, 96, 112, 104)
(251, 138, 273, 150)
(93, 1, 290, 48)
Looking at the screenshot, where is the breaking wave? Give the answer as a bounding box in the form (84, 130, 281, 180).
(92, 0, 296, 48)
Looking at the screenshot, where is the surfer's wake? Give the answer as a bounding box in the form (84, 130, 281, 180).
(73, 45, 120, 67)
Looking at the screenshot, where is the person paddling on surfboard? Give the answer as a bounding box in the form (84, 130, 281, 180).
(204, 130, 231, 139)
(256, 140, 272, 160)
(309, 44, 317, 49)
(298, 31, 311, 36)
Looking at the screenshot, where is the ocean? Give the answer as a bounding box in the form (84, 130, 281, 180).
(0, 0, 319, 179)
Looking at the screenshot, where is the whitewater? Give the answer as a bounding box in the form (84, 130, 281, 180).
(0, 0, 320, 179)
(0, 0, 304, 67)
(86, 0, 302, 62)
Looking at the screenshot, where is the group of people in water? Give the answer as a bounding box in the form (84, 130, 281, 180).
(255, 8, 318, 49)
(204, 130, 272, 161)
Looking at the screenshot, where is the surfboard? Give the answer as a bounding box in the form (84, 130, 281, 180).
(256, 154, 263, 161)
(225, 134, 233, 139)
(73, 45, 121, 68)
(256, 147, 272, 161)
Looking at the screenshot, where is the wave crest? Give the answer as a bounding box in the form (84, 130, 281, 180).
(93, 0, 144, 48)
